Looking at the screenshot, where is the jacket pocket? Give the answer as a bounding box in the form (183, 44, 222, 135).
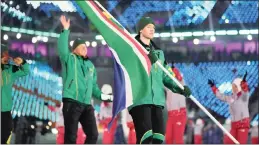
(68, 79, 74, 89)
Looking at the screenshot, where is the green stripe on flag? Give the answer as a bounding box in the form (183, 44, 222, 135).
(75, 1, 151, 105)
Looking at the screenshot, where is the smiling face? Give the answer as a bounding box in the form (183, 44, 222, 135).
(73, 44, 87, 57)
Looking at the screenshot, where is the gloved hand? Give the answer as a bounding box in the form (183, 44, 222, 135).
(241, 71, 249, 92)
(101, 94, 113, 102)
(208, 79, 215, 87)
(148, 49, 159, 64)
(242, 71, 247, 82)
(208, 79, 218, 94)
(180, 86, 192, 98)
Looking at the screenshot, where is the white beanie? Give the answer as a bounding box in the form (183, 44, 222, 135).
(232, 78, 242, 93)
(196, 118, 203, 125)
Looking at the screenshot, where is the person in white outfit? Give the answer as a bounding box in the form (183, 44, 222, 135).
(208, 72, 250, 144)
(194, 118, 204, 144)
(99, 84, 117, 144)
(165, 65, 187, 144)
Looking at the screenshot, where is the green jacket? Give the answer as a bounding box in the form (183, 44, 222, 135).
(57, 29, 102, 104)
(128, 36, 183, 110)
(1, 62, 30, 112)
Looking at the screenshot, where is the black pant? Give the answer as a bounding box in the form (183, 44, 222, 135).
(1, 111, 13, 144)
(62, 101, 98, 144)
(129, 105, 165, 144)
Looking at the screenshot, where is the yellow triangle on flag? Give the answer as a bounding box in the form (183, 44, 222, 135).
(102, 11, 112, 19)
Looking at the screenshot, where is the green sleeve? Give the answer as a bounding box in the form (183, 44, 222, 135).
(57, 29, 70, 62)
(12, 61, 30, 79)
(162, 62, 183, 94)
(92, 68, 102, 100)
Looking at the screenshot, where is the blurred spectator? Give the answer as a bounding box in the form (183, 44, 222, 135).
(211, 124, 223, 144)
(185, 119, 194, 144)
(194, 118, 204, 144)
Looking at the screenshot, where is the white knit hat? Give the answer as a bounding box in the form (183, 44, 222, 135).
(196, 118, 203, 125)
(232, 78, 242, 93)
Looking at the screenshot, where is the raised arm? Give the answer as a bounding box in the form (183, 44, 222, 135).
(57, 15, 71, 62)
(208, 79, 234, 103)
(12, 57, 30, 79)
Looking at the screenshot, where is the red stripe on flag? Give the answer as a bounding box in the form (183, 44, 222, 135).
(88, 1, 151, 73)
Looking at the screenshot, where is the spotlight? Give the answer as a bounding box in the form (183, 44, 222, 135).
(247, 61, 251, 65)
(85, 41, 90, 47)
(91, 41, 97, 47)
(70, 41, 74, 47)
(193, 38, 200, 45)
(32, 37, 37, 43)
(3, 34, 8, 40)
(16, 33, 21, 39)
(172, 37, 178, 43)
(210, 36, 216, 42)
(43, 37, 48, 42)
(225, 19, 229, 23)
(46, 126, 50, 130)
(247, 35, 252, 41)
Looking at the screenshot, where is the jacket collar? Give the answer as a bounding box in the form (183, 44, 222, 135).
(135, 34, 160, 51)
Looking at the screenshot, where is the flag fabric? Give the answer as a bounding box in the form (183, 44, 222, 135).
(74, 1, 152, 128)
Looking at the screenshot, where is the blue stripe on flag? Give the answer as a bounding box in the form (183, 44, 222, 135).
(108, 56, 126, 129)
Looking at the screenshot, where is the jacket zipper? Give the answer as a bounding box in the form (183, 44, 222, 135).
(149, 47, 155, 104)
(151, 67, 154, 104)
(81, 60, 89, 103)
(68, 79, 74, 89)
(5, 72, 8, 85)
(73, 55, 79, 100)
(65, 62, 68, 79)
(81, 65, 86, 77)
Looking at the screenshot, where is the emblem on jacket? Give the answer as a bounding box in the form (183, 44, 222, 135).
(89, 67, 94, 76)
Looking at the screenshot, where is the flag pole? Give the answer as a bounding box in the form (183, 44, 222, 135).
(155, 62, 239, 144)
(89, 1, 239, 144)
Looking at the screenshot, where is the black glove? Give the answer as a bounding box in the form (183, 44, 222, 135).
(44, 102, 48, 106)
(148, 49, 158, 64)
(171, 61, 175, 68)
(208, 79, 215, 87)
(181, 86, 192, 98)
(242, 71, 247, 82)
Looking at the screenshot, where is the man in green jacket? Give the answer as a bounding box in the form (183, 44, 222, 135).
(1, 44, 30, 144)
(128, 17, 192, 144)
(58, 15, 113, 144)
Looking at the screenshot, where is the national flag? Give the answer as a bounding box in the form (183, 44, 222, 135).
(73, 1, 152, 128)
